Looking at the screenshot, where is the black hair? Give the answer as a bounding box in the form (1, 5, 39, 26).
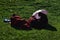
(38, 12, 44, 16)
(12, 14, 16, 16)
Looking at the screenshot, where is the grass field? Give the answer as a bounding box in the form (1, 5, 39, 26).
(0, 0, 60, 40)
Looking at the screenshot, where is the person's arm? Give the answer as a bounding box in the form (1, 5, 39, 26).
(27, 16, 35, 23)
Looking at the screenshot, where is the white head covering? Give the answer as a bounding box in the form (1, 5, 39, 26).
(32, 9, 48, 19)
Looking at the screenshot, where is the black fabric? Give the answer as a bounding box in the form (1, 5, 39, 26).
(30, 13, 48, 29)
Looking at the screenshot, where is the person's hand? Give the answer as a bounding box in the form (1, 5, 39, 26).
(24, 23, 30, 27)
(20, 18, 25, 21)
(9, 22, 11, 24)
(29, 17, 35, 20)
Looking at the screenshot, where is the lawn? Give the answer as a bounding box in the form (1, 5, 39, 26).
(0, 0, 60, 40)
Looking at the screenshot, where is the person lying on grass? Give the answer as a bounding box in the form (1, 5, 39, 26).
(10, 14, 30, 29)
(28, 9, 48, 28)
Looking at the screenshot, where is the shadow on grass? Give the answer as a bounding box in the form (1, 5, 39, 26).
(33, 24, 57, 31)
(11, 25, 32, 30)
(11, 24, 57, 31)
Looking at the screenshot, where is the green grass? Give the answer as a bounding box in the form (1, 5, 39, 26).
(0, 0, 60, 40)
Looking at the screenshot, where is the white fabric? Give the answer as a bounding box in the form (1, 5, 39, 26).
(32, 9, 47, 19)
(41, 9, 48, 14)
(32, 10, 42, 16)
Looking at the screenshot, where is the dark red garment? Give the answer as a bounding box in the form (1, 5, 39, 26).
(27, 16, 35, 25)
(10, 15, 30, 29)
(10, 16, 21, 28)
(11, 16, 21, 25)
